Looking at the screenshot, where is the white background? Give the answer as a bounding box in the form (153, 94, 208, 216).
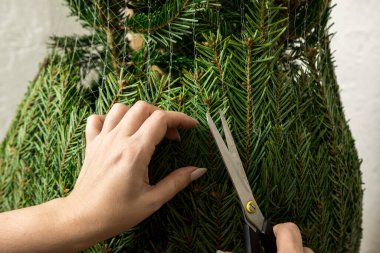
(0, 0, 379, 252)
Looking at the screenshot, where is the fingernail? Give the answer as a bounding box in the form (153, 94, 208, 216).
(190, 168, 207, 181)
(216, 251, 225, 253)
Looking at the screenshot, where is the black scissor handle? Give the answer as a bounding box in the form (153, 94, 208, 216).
(258, 220, 277, 253)
(244, 220, 277, 253)
(244, 223, 260, 253)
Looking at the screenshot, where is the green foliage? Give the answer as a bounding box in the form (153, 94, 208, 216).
(0, 0, 362, 252)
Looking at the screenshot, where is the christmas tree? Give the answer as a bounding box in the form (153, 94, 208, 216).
(0, 0, 362, 252)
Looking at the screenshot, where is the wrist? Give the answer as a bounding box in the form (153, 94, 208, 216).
(55, 196, 104, 251)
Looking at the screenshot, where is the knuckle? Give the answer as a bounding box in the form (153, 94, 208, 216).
(274, 222, 301, 236)
(283, 222, 301, 234)
(111, 102, 127, 112)
(276, 222, 300, 234)
(87, 114, 98, 123)
(152, 110, 166, 121)
(86, 115, 100, 129)
(134, 100, 149, 111)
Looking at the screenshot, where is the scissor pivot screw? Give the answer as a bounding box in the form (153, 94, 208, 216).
(246, 200, 256, 214)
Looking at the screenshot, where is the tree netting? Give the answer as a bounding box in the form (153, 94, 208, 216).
(0, 0, 362, 252)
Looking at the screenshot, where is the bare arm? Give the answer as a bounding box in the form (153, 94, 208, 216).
(0, 198, 91, 252)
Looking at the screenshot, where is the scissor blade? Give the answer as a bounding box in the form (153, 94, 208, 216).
(219, 111, 251, 190)
(219, 111, 259, 217)
(206, 113, 265, 231)
(219, 111, 242, 167)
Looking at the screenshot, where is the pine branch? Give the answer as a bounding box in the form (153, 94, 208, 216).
(123, 0, 207, 46)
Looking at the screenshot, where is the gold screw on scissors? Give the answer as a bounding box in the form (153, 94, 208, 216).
(246, 200, 257, 214)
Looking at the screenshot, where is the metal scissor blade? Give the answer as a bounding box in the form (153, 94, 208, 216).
(219, 111, 243, 167)
(206, 112, 265, 231)
(219, 111, 252, 195)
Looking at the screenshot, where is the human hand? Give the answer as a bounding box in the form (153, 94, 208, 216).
(272, 223, 314, 253)
(65, 101, 207, 250)
(217, 222, 314, 253)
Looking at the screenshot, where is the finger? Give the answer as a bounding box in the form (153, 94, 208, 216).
(165, 128, 181, 141)
(135, 110, 198, 147)
(303, 247, 314, 253)
(102, 103, 130, 133)
(274, 222, 304, 253)
(117, 100, 165, 136)
(145, 167, 207, 210)
(86, 114, 105, 143)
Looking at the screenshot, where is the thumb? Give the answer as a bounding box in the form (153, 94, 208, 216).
(147, 167, 207, 207)
(273, 222, 304, 253)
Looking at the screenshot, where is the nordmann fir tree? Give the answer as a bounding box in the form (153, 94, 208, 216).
(0, 0, 362, 252)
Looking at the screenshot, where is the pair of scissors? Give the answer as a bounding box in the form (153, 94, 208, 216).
(206, 111, 277, 253)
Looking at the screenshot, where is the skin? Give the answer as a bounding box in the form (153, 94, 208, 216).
(221, 223, 314, 253)
(273, 223, 314, 253)
(0, 101, 314, 253)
